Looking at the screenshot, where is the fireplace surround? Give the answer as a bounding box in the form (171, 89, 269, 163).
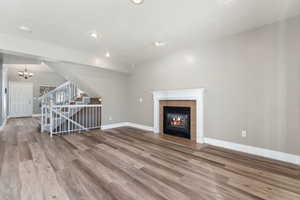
(153, 89, 205, 143)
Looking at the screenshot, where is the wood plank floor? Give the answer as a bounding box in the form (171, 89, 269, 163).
(1, 118, 300, 200)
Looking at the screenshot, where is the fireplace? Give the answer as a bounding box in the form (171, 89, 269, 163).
(163, 106, 191, 139)
(154, 89, 204, 143)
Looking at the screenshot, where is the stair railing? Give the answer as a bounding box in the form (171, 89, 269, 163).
(39, 81, 78, 106)
(40, 81, 102, 136)
(48, 104, 102, 137)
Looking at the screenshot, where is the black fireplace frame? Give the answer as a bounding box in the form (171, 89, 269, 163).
(163, 106, 191, 139)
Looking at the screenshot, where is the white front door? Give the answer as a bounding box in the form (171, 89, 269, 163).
(9, 81, 33, 117)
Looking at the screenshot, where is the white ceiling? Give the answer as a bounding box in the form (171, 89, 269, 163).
(1, 0, 300, 67)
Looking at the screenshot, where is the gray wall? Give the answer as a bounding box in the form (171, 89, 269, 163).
(0, 58, 8, 126)
(7, 66, 66, 114)
(47, 62, 129, 126)
(2, 65, 8, 123)
(128, 16, 300, 155)
(0, 58, 3, 125)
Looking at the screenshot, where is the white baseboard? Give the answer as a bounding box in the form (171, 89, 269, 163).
(126, 122, 154, 132)
(100, 123, 300, 165)
(101, 122, 154, 132)
(101, 122, 129, 130)
(204, 138, 300, 166)
(32, 114, 41, 117)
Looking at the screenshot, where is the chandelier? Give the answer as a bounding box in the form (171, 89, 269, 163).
(18, 65, 34, 79)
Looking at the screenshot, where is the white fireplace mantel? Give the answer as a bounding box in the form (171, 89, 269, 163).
(152, 88, 205, 143)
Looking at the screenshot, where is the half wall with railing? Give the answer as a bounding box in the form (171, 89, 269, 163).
(39, 81, 102, 136)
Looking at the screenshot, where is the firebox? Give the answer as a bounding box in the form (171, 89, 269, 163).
(163, 106, 191, 139)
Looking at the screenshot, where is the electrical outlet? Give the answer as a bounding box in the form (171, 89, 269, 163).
(242, 130, 247, 138)
(109, 116, 113, 121)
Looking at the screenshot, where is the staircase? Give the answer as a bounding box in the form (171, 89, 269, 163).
(39, 81, 102, 137)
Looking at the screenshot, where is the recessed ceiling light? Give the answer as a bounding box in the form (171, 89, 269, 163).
(154, 41, 166, 47)
(105, 52, 111, 58)
(89, 31, 98, 39)
(18, 26, 32, 33)
(131, 0, 144, 5)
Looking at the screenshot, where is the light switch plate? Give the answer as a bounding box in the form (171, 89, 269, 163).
(242, 130, 247, 138)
